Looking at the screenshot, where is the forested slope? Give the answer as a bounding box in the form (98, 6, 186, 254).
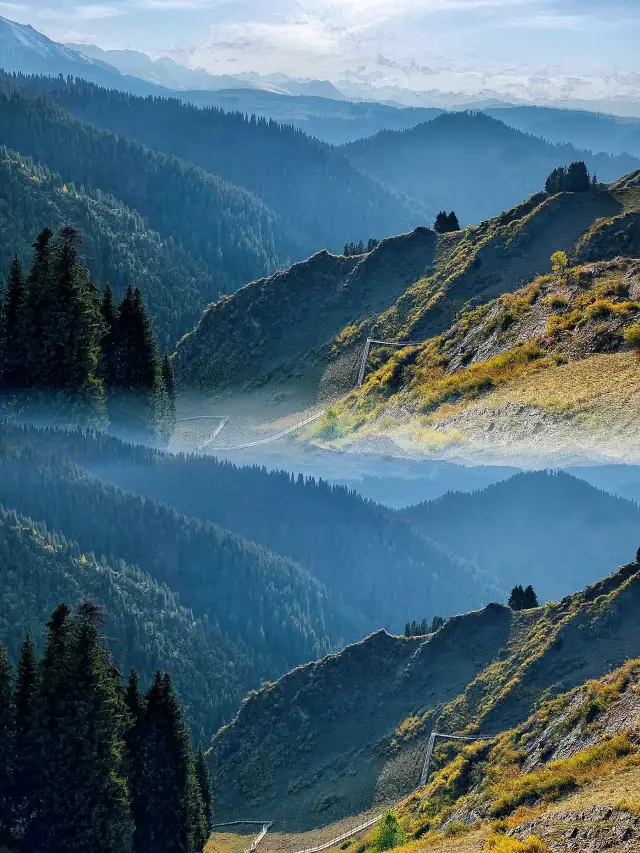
(340, 111, 639, 224)
(0, 427, 343, 736)
(17, 75, 428, 254)
(0, 504, 241, 739)
(0, 147, 211, 347)
(9, 426, 500, 634)
(0, 72, 301, 344)
(401, 471, 640, 600)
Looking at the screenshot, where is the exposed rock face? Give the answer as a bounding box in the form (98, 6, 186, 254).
(513, 807, 640, 852)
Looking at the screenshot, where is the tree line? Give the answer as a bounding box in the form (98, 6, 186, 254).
(404, 616, 445, 637)
(434, 211, 460, 234)
(0, 601, 213, 853)
(343, 238, 380, 257)
(0, 226, 176, 441)
(544, 161, 598, 194)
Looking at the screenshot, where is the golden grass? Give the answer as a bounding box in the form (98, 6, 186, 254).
(488, 734, 635, 817)
(384, 828, 489, 853)
(432, 351, 640, 425)
(482, 837, 546, 853)
(545, 761, 640, 814)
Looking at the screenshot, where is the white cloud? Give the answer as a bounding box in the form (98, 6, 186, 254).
(37, 3, 125, 21)
(13, 0, 640, 107)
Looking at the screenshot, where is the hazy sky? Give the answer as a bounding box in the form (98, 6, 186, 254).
(4, 0, 640, 100)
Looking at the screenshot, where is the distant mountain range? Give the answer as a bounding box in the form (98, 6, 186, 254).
(6, 16, 640, 156)
(0, 16, 163, 96)
(66, 41, 345, 100)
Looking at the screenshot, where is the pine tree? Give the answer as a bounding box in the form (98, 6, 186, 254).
(434, 211, 449, 233)
(2, 255, 27, 390)
(56, 607, 133, 853)
(137, 672, 207, 853)
(508, 585, 525, 611)
(194, 745, 213, 832)
(12, 635, 38, 832)
(434, 211, 460, 233)
(565, 161, 590, 193)
(523, 585, 539, 609)
(24, 227, 54, 389)
(49, 226, 105, 412)
(160, 352, 177, 443)
(100, 283, 119, 388)
(30, 602, 72, 852)
(0, 644, 13, 834)
(446, 211, 460, 231)
(124, 669, 145, 853)
(110, 286, 161, 439)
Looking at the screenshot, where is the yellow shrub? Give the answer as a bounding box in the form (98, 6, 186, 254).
(624, 324, 640, 347)
(484, 834, 547, 852)
(417, 344, 543, 412)
(546, 311, 582, 335)
(544, 294, 569, 310)
(585, 299, 614, 318)
(611, 301, 640, 316)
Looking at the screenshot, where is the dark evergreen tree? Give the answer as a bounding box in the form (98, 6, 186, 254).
(124, 668, 146, 853)
(446, 211, 460, 231)
(434, 211, 460, 233)
(24, 227, 54, 389)
(137, 672, 207, 853)
(2, 255, 26, 389)
(565, 161, 591, 192)
(56, 606, 132, 853)
(508, 585, 538, 610)
(545, 162, 590, 194)
(29, 602, 72, 852)
(430, 616, 445, 632)
(0, 645, 13, 834)
(160, 352, 177, 443)
(523, 585, 540, 609)
(508, 584, 526, 611)
(12, 635, 37, 832)
(194, 745, 213, 835)
(100, 283, 119, 388)
(109, 286, 162, 439)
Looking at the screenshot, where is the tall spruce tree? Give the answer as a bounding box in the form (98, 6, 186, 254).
(137, 673, 207, 853)
(12, 635, 38, 832)
(24, 227, 54, 389)
(0, 645, 13, 835)
(124, 668, 146, 853)
(160, 352, 177, 444)
(109, 286, 163, 440)
(2, 255, 26, 390)
(57, 606, 132, 853)
(194, 745, 213, 833)
(30, 602, 72, 852)
(100, 283, 119, 388)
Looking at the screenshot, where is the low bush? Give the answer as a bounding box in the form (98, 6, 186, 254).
(624, 324, 640, 347)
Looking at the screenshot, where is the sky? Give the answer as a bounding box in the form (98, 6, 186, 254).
(3, 0, 640, 103)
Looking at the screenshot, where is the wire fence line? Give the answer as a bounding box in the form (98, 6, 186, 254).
(187, 334, 430, 452)
(212, 730, 493, 853)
